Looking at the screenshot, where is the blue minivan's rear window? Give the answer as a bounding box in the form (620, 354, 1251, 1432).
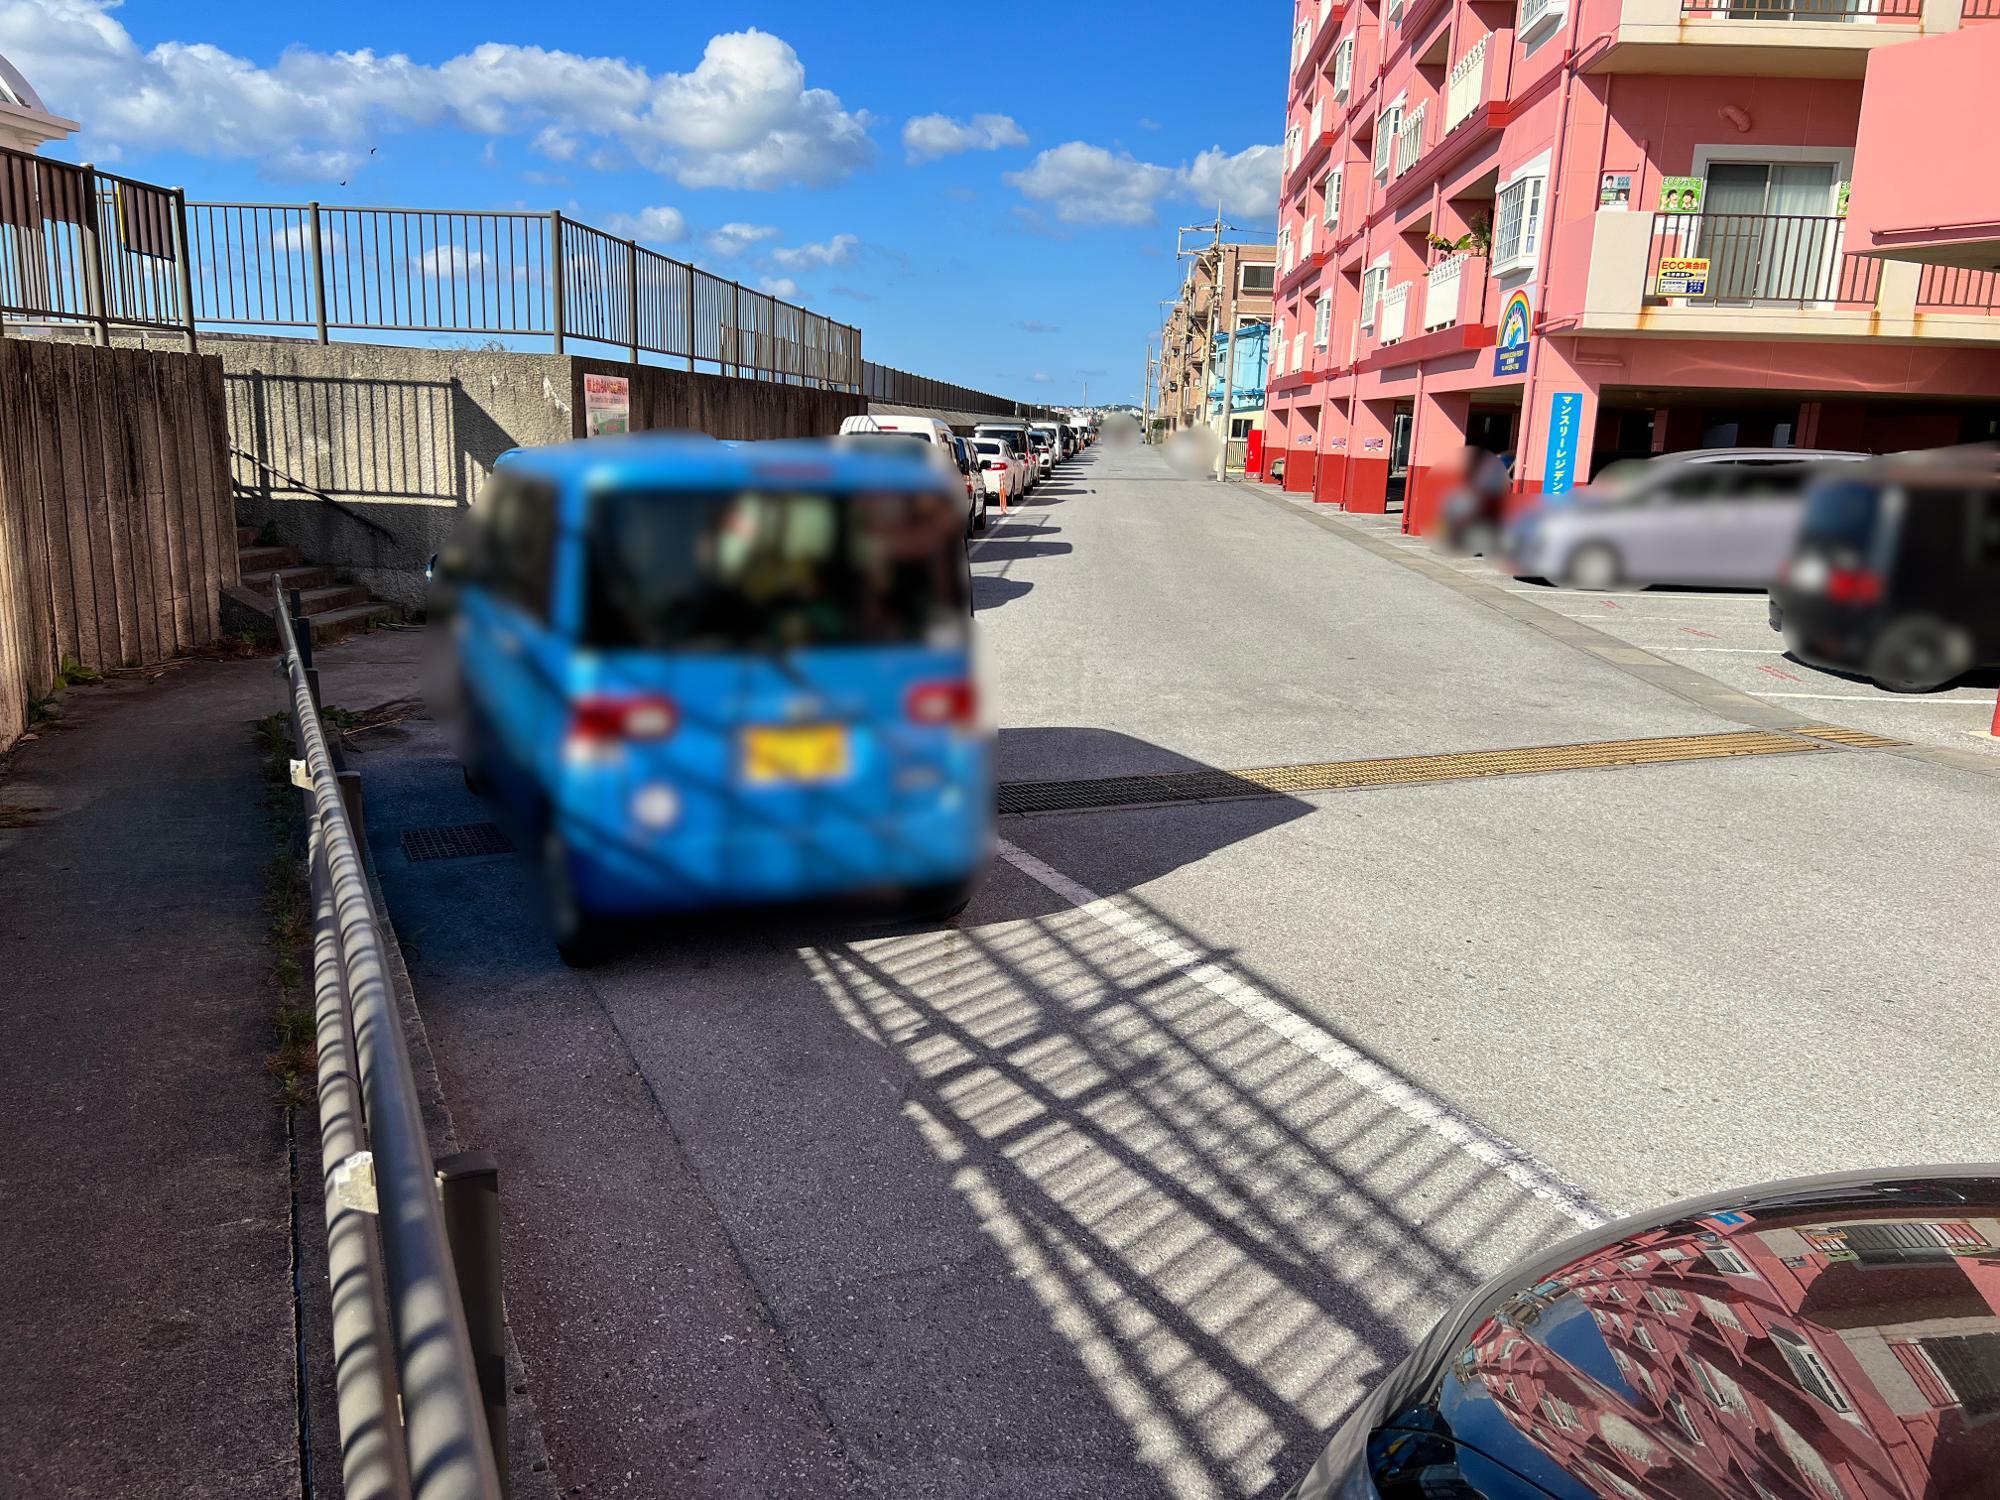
(584, 490, 967, 651)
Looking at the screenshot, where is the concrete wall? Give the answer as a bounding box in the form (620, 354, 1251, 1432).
(224, 341, 867, 609)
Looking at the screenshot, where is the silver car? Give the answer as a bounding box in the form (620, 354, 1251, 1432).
(1506, 448, 1869, 590)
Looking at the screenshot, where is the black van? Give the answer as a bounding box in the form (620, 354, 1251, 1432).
(1769, 453, 2000, 691)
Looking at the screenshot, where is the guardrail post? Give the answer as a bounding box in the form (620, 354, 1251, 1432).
(732, 280, 743, 378)
(78, 164, 110, 346)
(287, 586, 314, 671)
(308, 202, 330, 344)
(437, 1151, 508, 1499)
(683, 261, 696, 372)
(548, 210, 566, 354)
(625, 238, 640, 365)
(337, 770, 369, 865)
(171, 187, 199, 354)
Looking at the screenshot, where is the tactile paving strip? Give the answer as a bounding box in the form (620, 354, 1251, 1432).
(996, 730, 1827, 817)
(1786, 724, 1906, 749)
(401, 822, 516, 862)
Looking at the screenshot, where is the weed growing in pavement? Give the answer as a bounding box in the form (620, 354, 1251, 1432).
(25, 690, 57, 723)
(57, 657, 102, 686)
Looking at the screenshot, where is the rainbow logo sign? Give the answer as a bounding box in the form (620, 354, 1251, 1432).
(1493, 289, 1532, 377)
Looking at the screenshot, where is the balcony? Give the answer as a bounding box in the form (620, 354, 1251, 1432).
(1377, 282, 1412, 345)
(1392, 104, 1427, 180)
(1588, 0, 1946, 77)
(1445, 37, 1489, 133)
(1559, 210, 2000, 341)
(1423, 253, 1470, 328)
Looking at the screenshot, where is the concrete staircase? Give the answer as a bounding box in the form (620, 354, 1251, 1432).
(226, 527, 402, 644)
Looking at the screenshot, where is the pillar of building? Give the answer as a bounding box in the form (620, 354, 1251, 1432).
(1403, 387, 1471, 536)
(1284, 401, 1318, 494)
(1517, 339, 1601, 508)
(1314, 394, 1352, 507)
(1346, 399, 1396, 513)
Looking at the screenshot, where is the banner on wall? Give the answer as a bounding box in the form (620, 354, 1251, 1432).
(1492, 289, 1532, 377)
(584, 373, 630, 437)
(1655, 257, 1711, 298)
(1543, 391, 1584, 498)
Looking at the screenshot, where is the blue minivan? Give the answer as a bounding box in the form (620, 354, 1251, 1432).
(446, 435, 991, 963)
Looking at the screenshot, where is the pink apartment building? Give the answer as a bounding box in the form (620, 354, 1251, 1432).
(1263, 0, 2000, 531)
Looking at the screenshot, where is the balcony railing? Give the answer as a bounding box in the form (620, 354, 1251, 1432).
(1520, 0, 1564, 34)
(1679, 0, 1919, 18)
(1446, 38, 1489, 133)
(1333, 40, 1355, 100)
(1423, 254, 1468, 329)
(1966, 0, 2000, 18)
(1393, 105, 1427, 179)
(1916, 264, 2000, 313)
(1643, 213, 1880, 308)
(1378, 282, 1412, 344)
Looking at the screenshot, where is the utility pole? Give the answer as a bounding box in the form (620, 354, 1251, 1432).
(1177, 206, 1238, 477)
(1142, 338, 1155, 442)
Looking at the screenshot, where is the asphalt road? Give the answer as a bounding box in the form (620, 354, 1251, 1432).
(327, 443, 2000, 1500)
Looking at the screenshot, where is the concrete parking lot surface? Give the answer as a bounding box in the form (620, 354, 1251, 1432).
(330, 444, 2000, 1500)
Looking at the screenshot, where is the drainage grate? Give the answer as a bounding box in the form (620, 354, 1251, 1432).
(1788, 724, 1905, 749)
(997, 730, 1827, 817)
(401, 822, 515, 862)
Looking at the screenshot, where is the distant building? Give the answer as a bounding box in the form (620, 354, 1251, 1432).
(0, 55, 78, 153)
(1157, 240, 1276, 435)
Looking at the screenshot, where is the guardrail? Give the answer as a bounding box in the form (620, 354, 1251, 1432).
(861, 360, 1034, 416)
(276, 588, 506, 1500)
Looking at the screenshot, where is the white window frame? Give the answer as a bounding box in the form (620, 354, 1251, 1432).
(1518, 0, 1567, 42)
(1333, 36, 1355, 101)
(1492, 153, 1550, 275)
(1372, 97, 1405, 181)
(1771, 1327, 1853, 1414)
(1703, 1245, 1756, 1278)
(1322, 165, 1343, 232)
(1313, 295, 1332, 348)
(1359, 255, 1390, 329)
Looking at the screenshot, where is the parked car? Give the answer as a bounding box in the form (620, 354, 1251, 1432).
(837, 425, 983, 537)
(1770, 451, 2000, 691)
(970, 436, 1029, 507)
(974, 423, 1041, 490)
(445, 435, 990, 964)
(950, 435, 989, 534)
(1027, 430, 1055, 479)
(1287, 1164, 2000, 1499)
(1506, 449, 1868, 591)
(1031, 422, 1068, 462)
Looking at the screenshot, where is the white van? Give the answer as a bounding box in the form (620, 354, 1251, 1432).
(838, 412, 957, 451)
(972, 423, 1040, 490)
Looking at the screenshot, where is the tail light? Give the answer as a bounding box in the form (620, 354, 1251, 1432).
(1826, 568, 1883, 605)
(567, 694, 678, 761)
(984, 460, 1007, 470)
(905, 680, 977, 726)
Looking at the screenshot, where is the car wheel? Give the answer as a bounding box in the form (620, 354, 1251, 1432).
(908, 875, 977, 924)
(1867, 616, 1973, 693)
(1565, 543, 1628, 592)
(543, 831, 607, 967)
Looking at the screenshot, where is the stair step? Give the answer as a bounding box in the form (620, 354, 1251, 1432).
(238, 544, 302, 573)
(292, 584, 370, 617)
(235, 525, 260, 547)
(244, 564, 337, 596)
(307, 602, 401, 644)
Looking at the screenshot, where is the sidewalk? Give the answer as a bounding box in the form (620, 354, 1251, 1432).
(0, 632, 424, 1498)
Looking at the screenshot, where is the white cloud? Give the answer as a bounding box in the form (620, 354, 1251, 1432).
(1018, 319, 1059, 333)
(1006, 139, 1281, 227)
(1005, 143, 1177, 226)
(705, 221, 778, 258)
(1182, 143, 1283, 221)
(420, 245, 487, 278)
(1027, 371, 1053, 384)
(268, 222, 344, 253)
(758, 275, 800, 298)
(602, 205, 686, 244)
(901, 112, 1027, 163)
(769, 233, 857, 270)
(0, 6, 873, 189)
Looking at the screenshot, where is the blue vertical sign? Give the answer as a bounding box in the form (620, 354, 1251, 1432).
(1543, 391, 1584, 498)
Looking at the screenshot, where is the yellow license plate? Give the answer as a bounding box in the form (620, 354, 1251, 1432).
(742, 724, 850, 785)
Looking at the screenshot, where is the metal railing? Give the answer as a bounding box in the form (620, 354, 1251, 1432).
(1643, 213, 1881, 307)
(1966, 0, 2000, 18)
(1393, 104, 1427, 180)
(0, 149, 196, 344)
(1679, 0, 1920, 18)
(277, 589, 506, 1500)
(861, 361, 1033, 416)
(1446, 37, 1489, 133)
(1917, 264, 2000, 313)
(1, 143, 864, 391)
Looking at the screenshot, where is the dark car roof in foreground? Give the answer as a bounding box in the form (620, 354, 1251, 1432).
(1292, 1164, 2000, 1500)
(494, 433, 947, 493)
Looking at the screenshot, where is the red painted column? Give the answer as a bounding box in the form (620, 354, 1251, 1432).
(1346, 399, 1394, 513)
(1314, 396, 1351, 506)
(1404, 387, 1471, 536)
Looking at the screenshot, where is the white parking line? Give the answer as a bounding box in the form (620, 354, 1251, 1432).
(994, 837, 1614, 1230)
(1647, 646, 1785, 654)
(1505, 588, 1763, 603)
(1753, 692, 1993, 704)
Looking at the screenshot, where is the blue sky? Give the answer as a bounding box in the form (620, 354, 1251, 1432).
(5, 0, 1288, 404)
